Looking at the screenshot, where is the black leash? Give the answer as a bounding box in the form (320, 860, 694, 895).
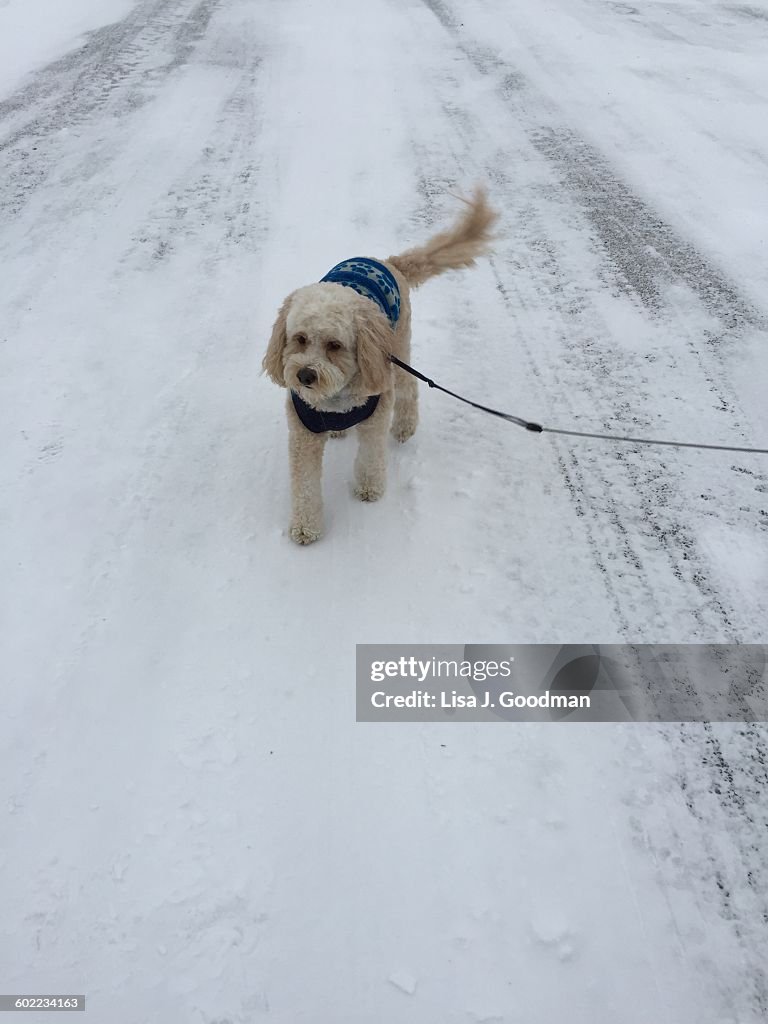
(389, 355, 768, 456)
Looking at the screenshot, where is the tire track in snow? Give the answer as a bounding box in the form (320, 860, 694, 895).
(0, 0, 267, 777)
(418, 0, 766, 373)
(399, 9, 768, 1015)
(0, 0, 223, 217)
(393, 16, 765, 1015)
(671, 722, 768, 1018)
(528, 124, 762, 327)
(405, 93, 748, 639)
(124, 61, 264, 271)
(489, 225, 755, 642)
(412, 0, 768, 642)
(2, 9, 272, 1014)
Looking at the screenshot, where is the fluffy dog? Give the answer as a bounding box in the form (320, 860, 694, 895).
(263, 188, 498, 544)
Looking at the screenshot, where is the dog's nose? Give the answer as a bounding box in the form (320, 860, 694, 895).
(297, 367, 317, 386)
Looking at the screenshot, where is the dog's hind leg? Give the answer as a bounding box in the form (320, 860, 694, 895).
(391, 365, 418, 443)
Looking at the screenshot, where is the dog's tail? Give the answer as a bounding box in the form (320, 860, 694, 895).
(388, 187, 499, 288)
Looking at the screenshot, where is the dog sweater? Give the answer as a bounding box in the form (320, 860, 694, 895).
(291, 392, 381, 434)
(320, 257, 401, 326)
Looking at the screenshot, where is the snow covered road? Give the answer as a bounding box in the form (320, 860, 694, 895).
(1, 0, 767, 1021)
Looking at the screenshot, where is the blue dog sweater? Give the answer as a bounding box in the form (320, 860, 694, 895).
(320, 257, 401, 326)
(291, 392, 381, 434)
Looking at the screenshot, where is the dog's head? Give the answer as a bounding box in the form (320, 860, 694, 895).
(262, 283, 393, 404)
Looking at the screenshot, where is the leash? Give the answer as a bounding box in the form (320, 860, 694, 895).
(388, 355, 768, 456)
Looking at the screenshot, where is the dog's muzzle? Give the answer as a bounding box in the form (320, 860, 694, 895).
(297, 367, 317, 387)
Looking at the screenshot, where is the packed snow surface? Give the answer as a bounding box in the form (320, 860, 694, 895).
(1, 0, 767, 1021)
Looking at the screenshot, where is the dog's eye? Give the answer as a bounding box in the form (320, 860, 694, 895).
(295, 334, 307, 346)
(327, 340, 342, 352)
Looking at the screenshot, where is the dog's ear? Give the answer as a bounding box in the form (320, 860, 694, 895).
(262, 292, 294, 386)
(355, 303, 393, 394)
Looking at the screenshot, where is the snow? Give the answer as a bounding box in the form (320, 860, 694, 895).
(0, 0, 134, 95)
(460, 0, 768, 311)
(388, 970, 418, 996)
(1, 0, 767, 1022)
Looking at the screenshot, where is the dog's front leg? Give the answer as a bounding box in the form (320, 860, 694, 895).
(354, 403, 391, 502)
(289, 424, 326, 544)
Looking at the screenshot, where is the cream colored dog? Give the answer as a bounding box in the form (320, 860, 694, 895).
(263, 188, 498, 544)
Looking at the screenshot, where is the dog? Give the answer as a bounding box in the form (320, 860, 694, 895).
(263, 187, 498, 544)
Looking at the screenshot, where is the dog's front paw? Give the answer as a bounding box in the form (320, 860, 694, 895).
(354, 480, 385, 502)
(289, 519, 323, 545)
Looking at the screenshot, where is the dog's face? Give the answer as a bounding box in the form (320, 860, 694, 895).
(282, 286, 358, 402)
(263, 283, 392, 404)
